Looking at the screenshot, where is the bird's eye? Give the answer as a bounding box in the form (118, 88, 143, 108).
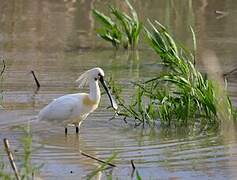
(94, 77, 98, 81)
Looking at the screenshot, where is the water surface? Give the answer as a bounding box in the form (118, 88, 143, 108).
(0, 0, 237, 179)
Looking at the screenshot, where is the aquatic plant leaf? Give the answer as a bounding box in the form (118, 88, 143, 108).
(92, 9, 115, 29)
(125, 0, 138, 21)
(136, 170, 142, 180)
(189, 26, 197, 64)
(94, 1, 142, 49)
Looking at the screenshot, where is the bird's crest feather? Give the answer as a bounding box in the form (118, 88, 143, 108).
(76, 70, 90, 88)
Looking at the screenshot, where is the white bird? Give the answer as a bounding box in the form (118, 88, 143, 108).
(38, 67, 118, 134)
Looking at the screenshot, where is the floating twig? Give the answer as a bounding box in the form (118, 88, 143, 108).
(31, 70, 41, 89)
(3, 138, 20, 180)
(81, 151, 116, 167)
(0, 58, 6, 76)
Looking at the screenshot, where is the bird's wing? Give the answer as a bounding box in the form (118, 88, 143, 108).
(38, 95, 82, 123)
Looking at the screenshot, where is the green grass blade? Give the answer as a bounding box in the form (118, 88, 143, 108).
(189, 26, 197, 65)
(92, 9, 114, 29)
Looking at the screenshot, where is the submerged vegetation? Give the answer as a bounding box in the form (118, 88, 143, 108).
(0, 126, 41, 179)
(93, 0, 142, 49)
(87, 153, 117, 180)
(97, 1, 237, 130)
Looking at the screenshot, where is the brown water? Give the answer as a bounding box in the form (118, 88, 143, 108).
(1, 0, 237, 179)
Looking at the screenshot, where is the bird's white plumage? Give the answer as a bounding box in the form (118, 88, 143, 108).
(38, 67, 105, 129)
(39, 93, 90, 125)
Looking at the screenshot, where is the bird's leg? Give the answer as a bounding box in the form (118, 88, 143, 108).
(76, 126, 79, 134)
(65, 127, 68, 135)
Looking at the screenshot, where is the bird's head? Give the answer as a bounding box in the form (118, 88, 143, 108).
(90, 67, 105, 81)
(76, 67, 104, 88)
(76, 67, 118, 110)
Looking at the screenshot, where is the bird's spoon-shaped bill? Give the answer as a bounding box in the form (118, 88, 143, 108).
(99, 76, 118, 110)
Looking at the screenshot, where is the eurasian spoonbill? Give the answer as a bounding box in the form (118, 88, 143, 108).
(38, 67, 118, 134)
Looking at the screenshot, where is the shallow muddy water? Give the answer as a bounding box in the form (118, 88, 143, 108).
(0, 0, 237, 179)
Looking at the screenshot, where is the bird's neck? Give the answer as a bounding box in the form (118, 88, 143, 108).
(89, 80, 100, 103)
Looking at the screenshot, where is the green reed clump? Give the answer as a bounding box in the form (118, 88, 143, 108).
(0, 125, 41, 179)
(110, 20, 235, 130)
(92, 9, 122, 49)
(144, 21, 234, 125)
(93, 0, 142, 49)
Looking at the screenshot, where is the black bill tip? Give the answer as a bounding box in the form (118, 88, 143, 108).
(99, 76, 118, 111)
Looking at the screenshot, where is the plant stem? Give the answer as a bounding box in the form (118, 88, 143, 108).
(3, 138, 20, 180)
(81, 151, 116, 167)
(0, 58, 6, 76)
(31, 70, 41, 89)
